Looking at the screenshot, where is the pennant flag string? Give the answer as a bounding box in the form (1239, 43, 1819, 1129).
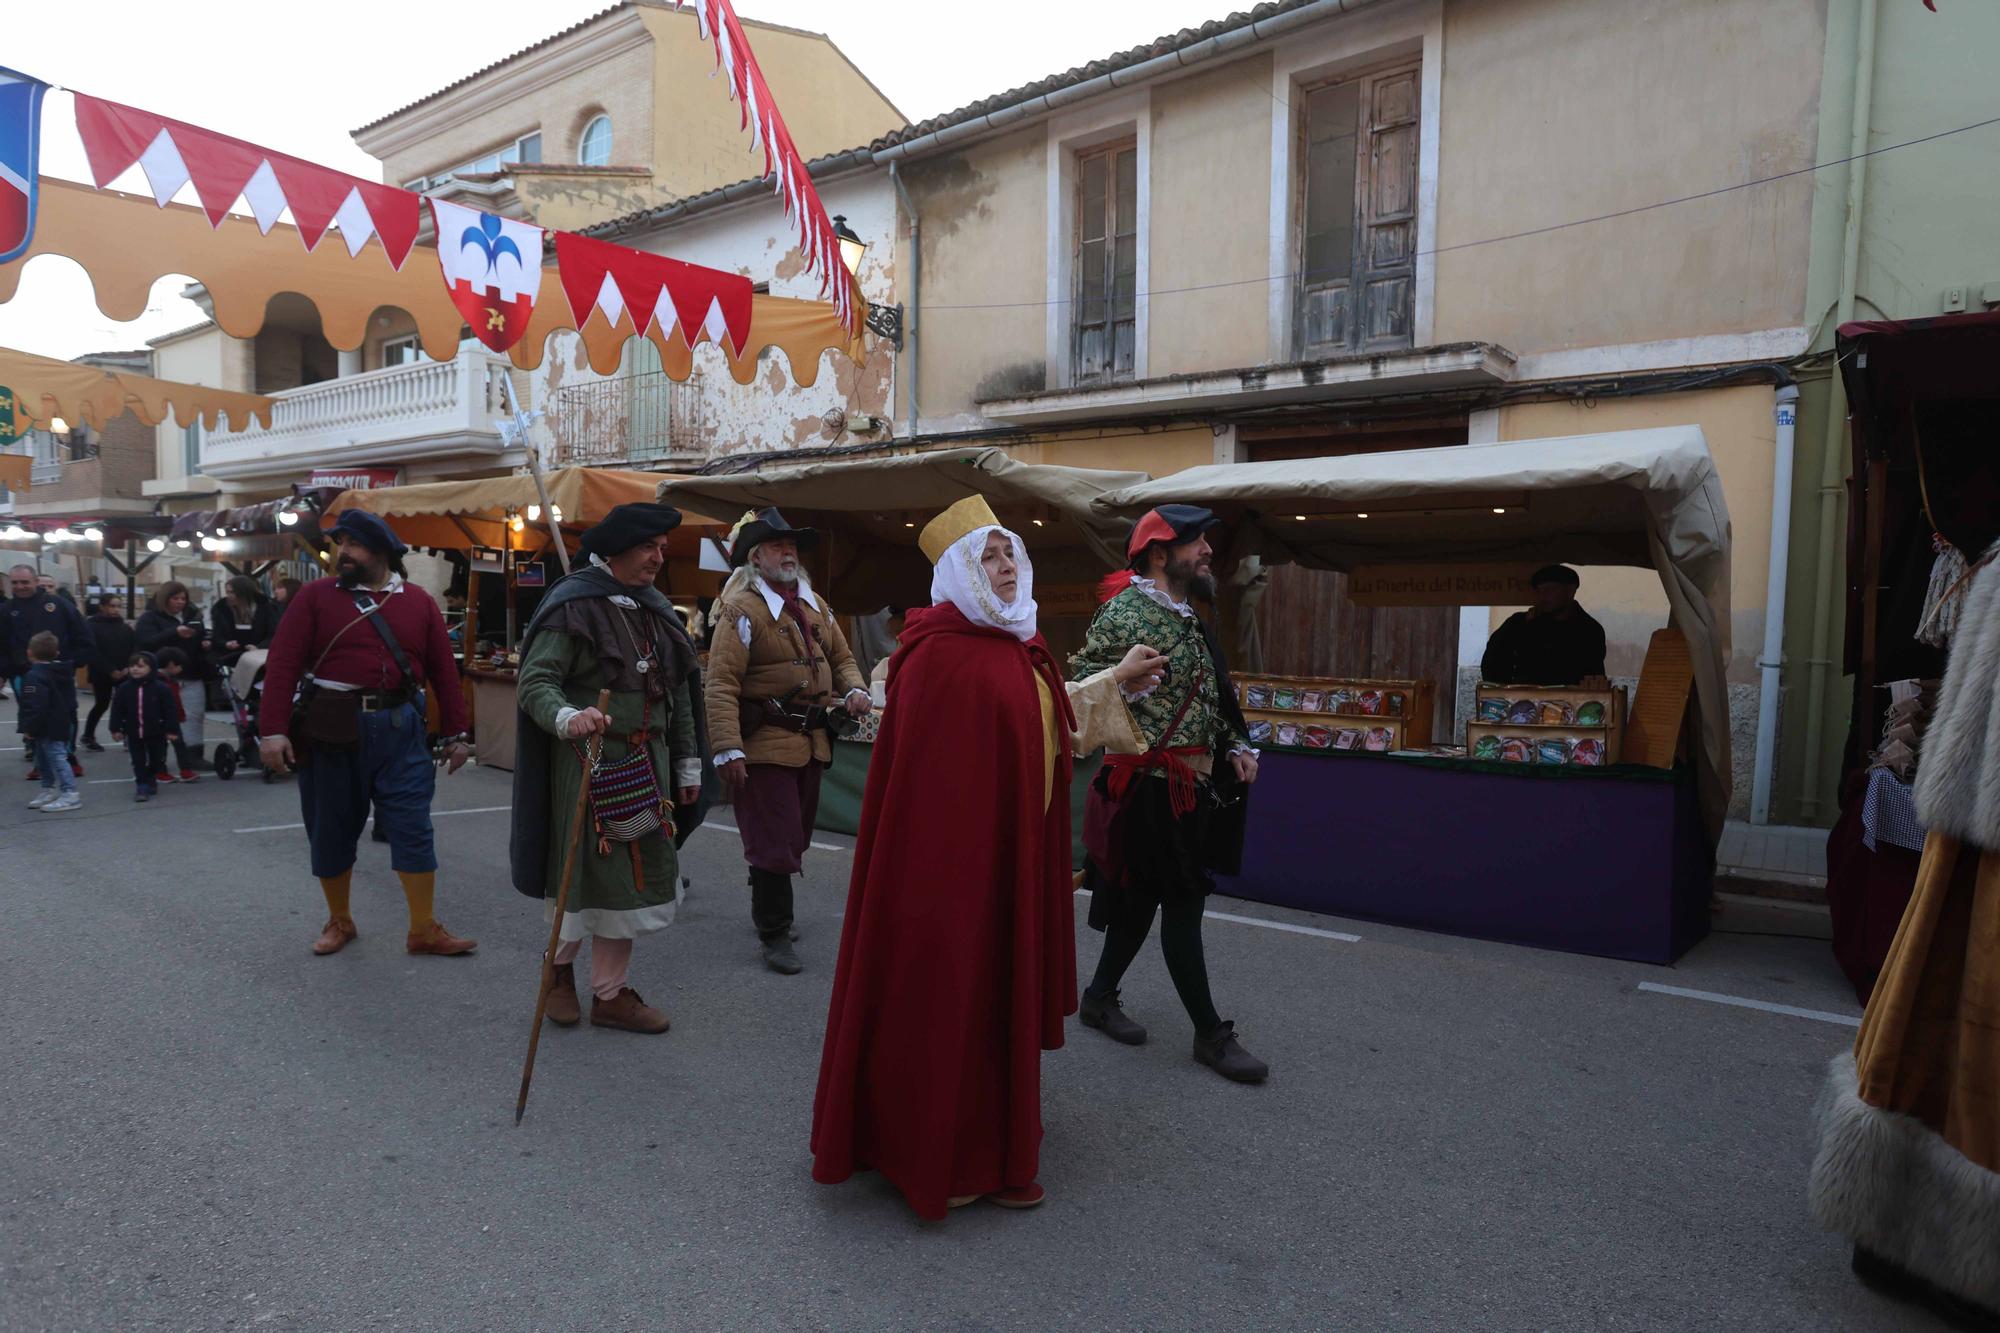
(73, 93, 424, 269)
(9, 72, 851, 350)
(674, 0, 859, 330)
(553, 231, 753, 359)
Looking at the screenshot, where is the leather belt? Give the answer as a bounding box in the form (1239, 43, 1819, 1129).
(357, 689, 413, 712)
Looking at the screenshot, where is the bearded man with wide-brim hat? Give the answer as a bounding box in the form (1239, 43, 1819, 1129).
(509, 502, 715, 1034)
(703, 507, 870, 975)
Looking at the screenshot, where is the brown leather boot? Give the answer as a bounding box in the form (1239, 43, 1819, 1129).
(311, 918, 357, 956)
(590, 987, 670, 1034)
(405, 920, 478, 956)
(545, 963, 580, 1027)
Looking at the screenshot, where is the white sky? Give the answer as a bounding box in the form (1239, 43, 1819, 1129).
(0, 0, 1235, 361)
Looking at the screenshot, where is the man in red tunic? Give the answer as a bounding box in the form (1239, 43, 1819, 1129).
(258, 510, 475, 958)
(811, 496, 1159, 1217)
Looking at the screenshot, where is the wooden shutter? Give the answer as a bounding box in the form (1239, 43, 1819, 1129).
(1296, 60, 1420, 357)
(1074, 140, 1138, 383)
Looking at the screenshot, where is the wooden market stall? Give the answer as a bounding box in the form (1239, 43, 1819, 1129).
(1094, 426, 1734, 964)
(324, 468, 724, 769)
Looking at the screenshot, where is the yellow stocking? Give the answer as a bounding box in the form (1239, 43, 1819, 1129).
(319, 870, 354, 925)
(398, 870, 436, 935)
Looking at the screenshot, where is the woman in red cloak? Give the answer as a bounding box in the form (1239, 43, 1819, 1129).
(810, 495, 1157, 1217)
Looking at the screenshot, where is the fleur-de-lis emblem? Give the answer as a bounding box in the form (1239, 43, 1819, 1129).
(459, 212, 521, 280)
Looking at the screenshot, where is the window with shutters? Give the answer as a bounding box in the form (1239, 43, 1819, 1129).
(1072, 139, 1139, 384)
(1295, 60, 1420, 358)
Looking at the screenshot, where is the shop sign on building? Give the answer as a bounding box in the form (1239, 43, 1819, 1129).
(307, 467, 403, 490)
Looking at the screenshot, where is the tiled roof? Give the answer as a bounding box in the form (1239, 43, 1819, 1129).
(350, 1, 852, 137)
(585, 0, 1334, 239)
(864, 0, 1326, 153)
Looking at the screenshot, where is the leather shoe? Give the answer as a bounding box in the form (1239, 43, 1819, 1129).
(762, 938, 804, 975)
(1079, 989, 1147, 1045)
(988, 1183, 1046, 1210)
(312, 917, 358, 956)
(591, 986, 670, 1034)
(406, 921, 477, 956)
(545, 962, 580, 1026)
(1193, 1020, 1269, 1084)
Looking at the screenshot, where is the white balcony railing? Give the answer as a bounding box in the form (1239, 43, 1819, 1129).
(201, 349, 518, 483)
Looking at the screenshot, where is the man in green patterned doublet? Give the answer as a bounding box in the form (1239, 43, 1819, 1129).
(1071, 504, 1270, 1084)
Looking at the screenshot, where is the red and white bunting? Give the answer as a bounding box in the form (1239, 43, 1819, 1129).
(673, 0, 858, 330)
(554, 231, 753, 358)
(428, 199, 543, 353)
(73, 94, 422, 269)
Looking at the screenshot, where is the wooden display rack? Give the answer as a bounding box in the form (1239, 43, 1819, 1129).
(1234, 674, 1436, 754)
(1465, 683, 1627, 767)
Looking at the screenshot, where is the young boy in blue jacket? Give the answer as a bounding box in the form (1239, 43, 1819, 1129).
(108, 651, 180, 802)
(20, 631, 80, 811)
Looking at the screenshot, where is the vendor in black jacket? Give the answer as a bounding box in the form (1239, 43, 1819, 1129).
(1480, 564, 1608, 686)
(81, 595, 138, 751)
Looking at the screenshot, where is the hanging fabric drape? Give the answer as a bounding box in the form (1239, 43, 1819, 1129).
(0, 342, 274, 431)
(0, 179, 866, 384)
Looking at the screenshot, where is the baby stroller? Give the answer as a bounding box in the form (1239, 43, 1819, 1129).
(212, 648, 282, 783)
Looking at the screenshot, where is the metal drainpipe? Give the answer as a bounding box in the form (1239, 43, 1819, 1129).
(1799, 0, 1877, 822)
(888, 161, 920, 437)
(1751, 383, 1800, 824)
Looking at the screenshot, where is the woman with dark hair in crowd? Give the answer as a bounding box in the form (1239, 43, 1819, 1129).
(80, 595, 137, 752)
(211, 574, 277, 670)
(272, 576, 304, 621)
(136, 582, 212, 768)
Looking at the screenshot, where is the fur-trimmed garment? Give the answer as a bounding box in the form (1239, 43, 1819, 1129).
(1811, 1052, 2000, 1312)
(1915, 540, 2000, 848)
(1808, 543, 2000, 1315)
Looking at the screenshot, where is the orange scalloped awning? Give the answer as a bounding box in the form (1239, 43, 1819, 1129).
(0, 178, 869, 385)
(0, 343, 274, 432)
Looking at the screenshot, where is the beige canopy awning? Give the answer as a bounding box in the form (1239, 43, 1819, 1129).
(657, 447, 1148, 610)
(1094, 426, 1734, 837)
(0, 343, 274, 433)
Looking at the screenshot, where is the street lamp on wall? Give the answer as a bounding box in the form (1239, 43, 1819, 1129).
(830, 213, 904, 352)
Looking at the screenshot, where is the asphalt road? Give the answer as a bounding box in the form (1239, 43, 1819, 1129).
(0, 703, 1943, 1332)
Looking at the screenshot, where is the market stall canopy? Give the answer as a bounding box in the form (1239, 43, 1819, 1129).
(0, 179, 866, 384)
(1093, 426, 1734, 838)
(656, 447, 1150, 609)
(0, 342, 273, 432)
(324, 467, 720, 555)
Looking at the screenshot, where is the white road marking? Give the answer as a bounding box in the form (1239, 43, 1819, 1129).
(1637, 981, 1860, 1027)
(234, 805, 514, 834)
(1203, 909, 1362, 942)
(700, 813, 848, 853)
(1069, 889, 1361, 943)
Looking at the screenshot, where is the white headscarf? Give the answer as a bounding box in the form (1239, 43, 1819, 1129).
(930, 523, 1038, 641)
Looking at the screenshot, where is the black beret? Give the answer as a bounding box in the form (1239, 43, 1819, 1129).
(577, 503, 684, 560)
(325, 509, 409, 557)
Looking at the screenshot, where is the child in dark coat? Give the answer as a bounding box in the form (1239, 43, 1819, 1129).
(153, 646, 201, 782)
(109, 652, 180, 802)
(19, 631, 80, 811)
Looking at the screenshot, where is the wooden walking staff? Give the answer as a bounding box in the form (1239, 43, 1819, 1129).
(515, 686, 613, 1124)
